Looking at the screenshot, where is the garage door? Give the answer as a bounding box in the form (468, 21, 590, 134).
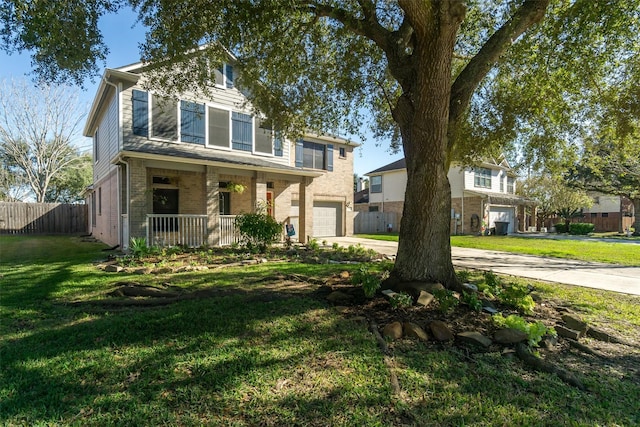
(313, 202, 342, 237)
(489, 207, 514, 234)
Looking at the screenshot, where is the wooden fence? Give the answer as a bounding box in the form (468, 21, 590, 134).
(354, 211, 398, 234)
(0, 202, 88, 234)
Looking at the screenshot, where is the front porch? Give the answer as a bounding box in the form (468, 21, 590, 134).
(119, 157, 316, 249)
(146, 214, 240, 247)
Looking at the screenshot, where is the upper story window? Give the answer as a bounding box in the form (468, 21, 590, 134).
(231, 112, 253, 151)
(500, 175, 504, 192)
(214, 63, 234, 89)
(254, 118, 272, 154)
(152, 95, 178, 140)
(180, 101, 206, 145)
(132, 89, 149, 137)
(339, 147, 346, 158)
(507, 177, 515, 194)
(295, 140, 333, 171)
(274, 132, 284, 157)
(370, 175, 382, 193)
(474, 167, 492, 189)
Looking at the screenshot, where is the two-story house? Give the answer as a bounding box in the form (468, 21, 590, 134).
(364, 156, 534, 235)
(83, 61, 357, 249)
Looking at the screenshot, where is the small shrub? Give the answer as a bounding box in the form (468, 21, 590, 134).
(499, 282, 536, 314)
(332, 242, 340, 251)
(461, 292, 483, 312)
(235, 212, 283, 252)
(351, 265, 388, 298)
(307, 238, 320, 251)
(493, 313, 556, 347)
(390, 292, 413, 309)
(569, 222, 595, 235)
(554, 223, 568, 233)
(433, 289, 460, 314)
(129, 237, 149, 257)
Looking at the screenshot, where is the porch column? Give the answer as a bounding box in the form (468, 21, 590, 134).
(298, 177, 314, 243)
(252, 172, 267, 213)
(128, 158, 147, 241)
(206, 166, 220, 246)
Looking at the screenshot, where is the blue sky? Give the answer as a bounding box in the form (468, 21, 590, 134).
(0, 8, 402, 177)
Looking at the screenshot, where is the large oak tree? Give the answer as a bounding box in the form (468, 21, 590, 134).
(4, 0, 637, 289)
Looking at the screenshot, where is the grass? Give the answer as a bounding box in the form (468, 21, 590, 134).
(1, 235, 639, 426)
(356, 233, 640, 266)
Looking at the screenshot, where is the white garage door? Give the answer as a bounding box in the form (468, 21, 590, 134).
(313, 202, 342, 237)
(489, 207, 514, 234)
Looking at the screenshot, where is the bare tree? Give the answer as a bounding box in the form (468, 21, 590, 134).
(0, 79, 87, 203)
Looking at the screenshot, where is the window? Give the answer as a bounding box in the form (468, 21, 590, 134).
(474, 167, 492, 189)
(219, 192, 231, 215)
(151, 95, 178, 140)
(132, 89, 149, 137)
(339, 147, 346, 158)
(91, 192, 96, 226)
(507, 177, 515, 194)
(602, 212, 609, 218)
(98, 187, 102, 215)
(295, 140, 333, 170)
(254, 118, 272, 154)
(214, 63, 234, 89)
(370, 175, 382, 193)
(180, 101, 205, 144)
(232, 112, 253, 151)
(591, 212, 597, 218)
(93, 129, 99, 163)
(274, 132, 283, 157)
(368, 206, 379, 212)
(500, 176, 504, 192)
(208, 107, 230, 147)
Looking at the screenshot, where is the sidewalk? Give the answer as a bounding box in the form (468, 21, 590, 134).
(323, 236, 640, 296)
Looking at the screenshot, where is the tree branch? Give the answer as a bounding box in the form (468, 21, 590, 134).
(448, 0, 550, 150)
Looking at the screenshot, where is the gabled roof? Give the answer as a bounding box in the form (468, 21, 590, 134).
(354, 188, 369, 204)
(366, 156, 518, 176)
(366, 158, 406, 175)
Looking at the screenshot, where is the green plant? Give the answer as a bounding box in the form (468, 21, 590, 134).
(129, 237, 149, 257)
(499, 282, 536, 314)
(390, 292, 413, 309)
(351, 265, 386, 298)
(307, 238, 320, 251)
(569, 222, 595, 235)
(493, 313, 556, 347)
(461, 292, 483, 312)
(234, 212, 283, 252)
(456, 269, 472, 283)
(554, 223, 568, 233)
(479, 270, 502, 298)
(433, 289, 460, 314)
(332, 242, 340, 251)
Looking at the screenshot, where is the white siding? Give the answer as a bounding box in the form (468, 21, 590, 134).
(448, 167, 465, 197)
(585, 195, 620, 213)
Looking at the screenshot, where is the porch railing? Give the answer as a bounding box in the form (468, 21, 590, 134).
(147, 214, 208, 248)
(219, 215, 240, 246)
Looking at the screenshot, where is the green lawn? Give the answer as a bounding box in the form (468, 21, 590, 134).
(356, 233, 640, 266)
(1, 235, 639, 426)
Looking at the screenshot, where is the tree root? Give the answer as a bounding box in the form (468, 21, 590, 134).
(369, 320, 400, 395)
(515, 343, 587, 391)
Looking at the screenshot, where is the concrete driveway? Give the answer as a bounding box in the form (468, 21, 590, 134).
(323, 236, 640, 296)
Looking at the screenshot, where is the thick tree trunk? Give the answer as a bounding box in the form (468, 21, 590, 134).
(390, 2, 463, 291)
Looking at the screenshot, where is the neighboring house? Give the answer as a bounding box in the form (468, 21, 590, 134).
(365, 156, 534, 235)
(543, 194, 634, 233)
(83, 61, 357, 249)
